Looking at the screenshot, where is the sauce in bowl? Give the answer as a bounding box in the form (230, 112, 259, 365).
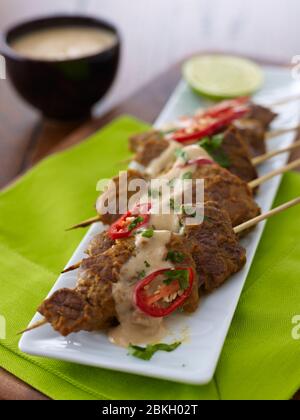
(10, 26, 118, 61)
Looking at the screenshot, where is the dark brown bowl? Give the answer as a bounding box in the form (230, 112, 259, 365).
(0, 15, 121, 120)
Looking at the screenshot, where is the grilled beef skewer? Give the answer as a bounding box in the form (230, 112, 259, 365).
(130, 103, 277, 167)
(39, 202, 246, 337)
(130, 126, 258, 183)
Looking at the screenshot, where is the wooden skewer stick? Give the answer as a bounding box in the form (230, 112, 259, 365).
(234, 197, 300, 234)
(248, 158, 300, 189)
(18, 319, 48, 335)
(66, 215, 102, 231)
(266, 125, 300, 140)
(62, 261, 82, 274)
(252, 140, 300, 166)
(269, 94, 300, 107)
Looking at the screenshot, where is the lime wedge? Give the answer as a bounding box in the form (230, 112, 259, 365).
(183, 55, 264, 99)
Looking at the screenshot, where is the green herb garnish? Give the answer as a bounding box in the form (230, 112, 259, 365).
(144, 260, 151, 268)
(142, 228, 154, 239)
(128, 342, 182, 361)
(128, 216, 144, 231)
(163, 269, 189, 291)
(175, 148, 188, 163)
(182, 172, 193, 180)
(137, 270, 146, 280)
(198, 134, 231, 168)
(166, 251, 185, 264)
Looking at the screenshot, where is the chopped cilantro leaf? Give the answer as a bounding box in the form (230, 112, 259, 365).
(163, 270, 189, 291)
(198, 134, 231, 168)
(128, 342, 182, 361)
(137, 270, 146, 280)
(182, 171, 193, 180)
(166, 251, 185, 264)
(128, 216, 144, 231)
(175, 148, 188, 162)
(142, 228, 154, 239)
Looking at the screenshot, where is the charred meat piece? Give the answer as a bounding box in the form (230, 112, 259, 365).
(166, 234, 200, 314)
(129, 131, 169, 167)
(233, 119, 266, 157)
(212, 126, 258, 183)
(248, 104, 277, 130)
(184, 202, 246, 293)
(192, 164, 261, 227)
(96, 169, 147, 226)
(39, 238, 136, 336)
(39, 234, 199, 336)
(86, 231, 115, 257)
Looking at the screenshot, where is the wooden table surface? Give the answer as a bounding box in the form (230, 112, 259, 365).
(0, 60, 300, 400)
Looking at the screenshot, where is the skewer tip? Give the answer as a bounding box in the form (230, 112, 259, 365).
(66, 215, 102, 231)
(61, 261, 82, 274)
(18, 319, 48, 335)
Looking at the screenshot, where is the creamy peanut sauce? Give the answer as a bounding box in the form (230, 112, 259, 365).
(144, 145, 210, 232)
(146, 142, 211, 179)
(146, 140, 179, 177)
(109, 231, 174, 347)
(10, 26, 117, 61)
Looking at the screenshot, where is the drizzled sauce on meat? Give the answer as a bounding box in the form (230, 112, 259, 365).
(146, 142, 211, 178)
(109, 231, 173, 347)
(145, 145, 209, 232)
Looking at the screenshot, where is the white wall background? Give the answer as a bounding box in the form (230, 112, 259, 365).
(1, 0, 299, 113)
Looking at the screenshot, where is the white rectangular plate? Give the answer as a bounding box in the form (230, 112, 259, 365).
(19, 65, 300, 385)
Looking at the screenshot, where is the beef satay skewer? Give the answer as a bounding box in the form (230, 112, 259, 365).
(21, 196, 300, 335)
(68, 157, 300, 231)
(119, 126, 300, 166)
(124, 138, 300, 168)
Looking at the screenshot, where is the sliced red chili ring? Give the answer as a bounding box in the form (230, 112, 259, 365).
(198, 97, 250, 119)
(108, 203, 151, 240)
(134, 267, 194, 318)
(169, 106, 250, 144)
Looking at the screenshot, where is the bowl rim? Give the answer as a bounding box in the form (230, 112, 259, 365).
(0, 13, 121, 64)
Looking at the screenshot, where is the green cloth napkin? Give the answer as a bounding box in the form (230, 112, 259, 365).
(0, 116, 300, 400)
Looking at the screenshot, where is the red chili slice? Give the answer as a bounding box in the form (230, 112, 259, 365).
(134, 267, 194, 318)
(108, 203, 151, 240)
(198, 97, 250, 119)
(169, 106, 250, 144)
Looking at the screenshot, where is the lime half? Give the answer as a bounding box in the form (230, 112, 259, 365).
(183, 55, 264, 99)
